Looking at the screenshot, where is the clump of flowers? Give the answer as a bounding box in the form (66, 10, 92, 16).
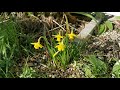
(31, 28, 77, 67)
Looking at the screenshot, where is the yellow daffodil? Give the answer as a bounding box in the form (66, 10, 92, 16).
(68, 30, 77, 40)
(55, 41, 65, 51)
(31, 38, 43, 49)
(53, 31, 63, 42)
(53, 41, 65, 57)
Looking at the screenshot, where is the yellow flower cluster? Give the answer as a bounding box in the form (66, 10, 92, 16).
(53, 30, 77, 42)
(52, 30, 76, 57)
(31, 30, 77, 57)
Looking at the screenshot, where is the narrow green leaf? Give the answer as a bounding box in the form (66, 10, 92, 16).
(105, 20, 113, 30)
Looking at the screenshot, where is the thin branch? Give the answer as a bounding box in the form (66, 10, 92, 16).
(49, 24, 66, 32)
(52, 20, 66, 31)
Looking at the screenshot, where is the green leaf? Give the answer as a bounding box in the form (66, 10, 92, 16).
(112, 60, 120, 78)
(98, 24, 105, 35)
(105, 20, 113, 30)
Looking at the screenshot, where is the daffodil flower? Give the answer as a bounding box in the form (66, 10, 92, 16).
(68, 30, 77, 40)
(53, 31, 63, 42)
(55, 41, 65, 51)
(53, 41, 65, 57)
(31, 37, 43, 49)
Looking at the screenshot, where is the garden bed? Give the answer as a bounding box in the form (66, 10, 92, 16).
(0, 12, 120, 78)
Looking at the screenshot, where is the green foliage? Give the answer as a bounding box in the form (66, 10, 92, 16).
(112, 60, 120, 78)
(98, 20, 113, 35)
(0, 19, 19, 77)
(105, 20, 113, 30)
(19, 60, 36, 78)
(40, 35, 80, 68)
(98, 24, 106, 35)
(54, 36, 80, 67)
(85, 55, 107, 77)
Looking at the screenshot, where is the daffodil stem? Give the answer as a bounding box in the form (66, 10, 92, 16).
(38, 37, 42, 43)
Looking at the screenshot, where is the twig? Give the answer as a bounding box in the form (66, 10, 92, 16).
(49, 23, 80, 33)
(49, 24, 66, 32)
(52, 20, 66, 31)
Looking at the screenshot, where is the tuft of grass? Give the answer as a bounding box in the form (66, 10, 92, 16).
(0, 18, 20, 78)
